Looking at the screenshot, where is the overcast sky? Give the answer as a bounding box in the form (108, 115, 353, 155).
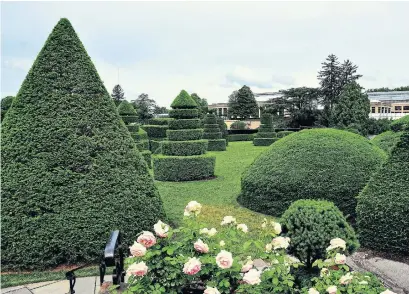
(1, 1, 409, 107)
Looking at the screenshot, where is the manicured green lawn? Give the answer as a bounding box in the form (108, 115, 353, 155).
(156, 141, 273, 230)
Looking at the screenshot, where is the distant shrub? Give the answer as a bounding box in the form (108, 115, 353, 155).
(228, 134, 255, 142)
(141, 125, 168, 138)
(148, 118, 173, 125)
(364, 118, 391, 135)
(277, 131, 294, 138)
(230, 121, 248, 130)
(282, 200, 359, 268)
(371, 130, 403, 153)
(390, 115, 409, 131)
(253, 138, 278, 146)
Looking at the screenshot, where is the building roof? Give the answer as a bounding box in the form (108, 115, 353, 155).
(367, 91, 409, 101)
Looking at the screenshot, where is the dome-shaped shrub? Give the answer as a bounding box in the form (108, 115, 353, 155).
(371, 130, 403, 154)
(238, 129, 387, 216)
(282, 200, 359, 268)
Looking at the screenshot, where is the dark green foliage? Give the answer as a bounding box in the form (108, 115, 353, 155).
(253, 138, 278, 146)
(167, 129, 203, 141)
(169, 108, 199, 119)
(168, 119, 201, 130)
(357, 131, 409, 254)
(0, 18, 165, 270)
(190, 93, 208, 119)
(141, 125, 168, 139)
(131, 93, 157, 123)
(111, 84, 125, 106)
(228, 134, 255, 141)
(255, 132, 276, 138)
(127, 124, 140, 133)
(282, 200, 359, 268)
(170, 90, 198, 109)
(367, 85, 409, 92)
(277, 131, 294, 138)
(364, 118, 391, 135)
(149, 139, 165, 153)
(131, 128, 149, 141)
(239, 129, 386, 216)
(121, 115, 139, 124)
(1, 96, 14, 121)
(141, 150, 152, 169)
(148, 118, 173, 125)
(228, 86, 259, 119)
(371, 131, 403, 154)
(117, 100, 137, 115)
(390, 115, 409, 131)
(153, 154, 216, 181)
(207, 139, 227, 151)
(217, 117, 229, 146)
(230, 121, 248, 130)
(203, 132, 222, 140)
(260, 113, 273, 125)
(161, 140, 207, 156)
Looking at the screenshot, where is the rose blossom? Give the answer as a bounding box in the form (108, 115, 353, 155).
(326, 238, 346, 251)
(129, 241, 147, 257)
(271, 236, 290, 250)
(153, 220, 170, 238)
(216, 250, 233, 269)
(137, 231, 156, 248)
(200, 227, 217, 236)
(221, 216, 236, 225)
(380, 290, 397, 294)
(320, 267, 330, 277)
(308, 288, 320, 294)
(183, 257, 202, 275)
(334, 253, 346, 264)
(219, 240, 225, 247)
(194, 239, 209, 253)
(271, 221, 282, 235)
(265, 243, 272, 252)
(126, 261, 148, 277)
(243, 269, 261, 285)
(237, 223, 248, 233)
(241, 256, 253, 273)
(327, 285, 337, 294)
(340, 272, 353, 285)
(184, 201, 202, 216)
(204, 287, 221, 294)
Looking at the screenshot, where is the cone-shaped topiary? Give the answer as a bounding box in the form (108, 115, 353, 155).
(1, 18, 165, 270)
(117, 100, 138, 124)
(238, 129, 387, 217)
(170, 90, 198, 109)
(253, 113, 277, 146)
(357, 130, 409, 254)
(203, 113, 226, 151)
(153, 90, 216, 181)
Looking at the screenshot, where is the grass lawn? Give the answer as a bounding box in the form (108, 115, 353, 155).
(156, 141, 273, 230)
(1, 141, 271, 288)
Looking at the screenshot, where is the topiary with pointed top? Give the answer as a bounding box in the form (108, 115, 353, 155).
(1, 18, 165, 270)
(153, 90, 216, 181)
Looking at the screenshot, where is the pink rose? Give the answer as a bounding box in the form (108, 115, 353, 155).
(126, 261, 148, 277)
(271, 236, 290, 250)
(335, 253, 346, 264)
(154, 220, 170, 238)
(241, 257, 253, 273)
(137, 231, 156, 248)
(216, 250, 233, 269)
(184, 201, 202, 216)
(183, 257, 202, 275)
(243, 269, 261, 285)
(194, 239, 209, 253)
(327, 285, 337, 294)
(129, 241, 147, 257)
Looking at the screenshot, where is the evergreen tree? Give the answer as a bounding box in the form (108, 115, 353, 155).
(191, 93, 208, 119)
(1, 18, 165, 270)
(331, 82, 370, 128)
(132, 93, 157, 123)
(340, 59, 362, 88)
(227, 90, 239, 119)
(1, 96, 14, 122)
(111, 84, 125, 106)
(229, 86, 258, 119)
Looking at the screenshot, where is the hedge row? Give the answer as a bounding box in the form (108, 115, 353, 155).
(390, 115, 409, 131)
(357, 131, 409, 254)
(255, 132, 276, 138)
(371, 131, 403, 154)
(131, 128, 149, 141)
(169, 119, 201, 130)
(150, 139, 165, 154)
(148, 118, 173, 125)
(169, 108, 198, 119)
(239, 129, 387, 216)
(277, 131, 294, 138)
(121, 115, 139, 124)
(141, 150, 152, 168)
(207, 139, 227, 151)
(127, 124, 139, 133)
(136, 140, 150, 151)
(253, 138, 278, 146)
(203, 132, 222, 140)
(228, 134, 254, 141)
(153, 154, 216, 181)
(161, 140, 207, 156)
(141, 125, 168, 138)
(167, 129, 203, 141)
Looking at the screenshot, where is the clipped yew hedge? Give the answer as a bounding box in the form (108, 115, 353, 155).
(169, 119, 201, 130)
(202, 113, 226, 151)
(253, 138, 278, 146)
(228, 134, 255, 141)
(239, 129, 387, 216)
(277, 131, 294, 138)
(371, 130, 403, 154)
(141, 125, 168, 139)
(357, 131, 409, 254)
(148, 118, 173, 125)
(161, 140, 208, 156)
(167, 129, 204, 141)
(0, 18, 165, 270)
(254, 113, 276, 146)
(390, 115, 409, 131)
(169, 108, 198, 119)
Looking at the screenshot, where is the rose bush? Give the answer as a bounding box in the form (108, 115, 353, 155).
(121, 201, 395, 294)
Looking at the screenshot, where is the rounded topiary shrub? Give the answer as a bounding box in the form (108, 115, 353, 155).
(282, 200, 359, 268)
(390, 115, 409, 132)
(238, 128, 387, 216)
(371, 130, 403, 154)
(357, 131, 409, 254)
(0, 18, 165, 270)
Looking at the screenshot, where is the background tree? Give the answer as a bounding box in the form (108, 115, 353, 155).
(111, 84, 125, 106)
(153, 105, 169, 115)
(191, 93, 208, 119)
(227, 90, 239, 119)
(367, 85, 409, 92)
(228, 85, 258, 119)
(132, 93, 157, 123)
(331, 82, 370, 129)
(1, 96, 14, 122)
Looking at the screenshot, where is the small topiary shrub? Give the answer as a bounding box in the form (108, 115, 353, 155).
(371, 130, 403, 154)
(201, 114, 226, 151)
(166, 129, 204, 141)
(228, 134, 254, 141)
(230, 120, 248, 130)
(390, 115, 409, 131)
(207, 139, 227, 151)
(148, 118, 173, 125)
(239, 129, 387, 217)
(170, 90, 198, 109)
(141, 125, 168, 139)
(254, 114, 276, 146)
(141, 150, 152, 168)
(118, 101, 138, 124)
(253, 138, 278, 146)
(282, 200, 359, 268)
(357, 130, 409, 254)
(161, 140, 208, 156)
(217, 117, 229, 146)
(277, 130, 294, 138)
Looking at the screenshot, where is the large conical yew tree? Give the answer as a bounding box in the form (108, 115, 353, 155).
(1, 18, 165, 270)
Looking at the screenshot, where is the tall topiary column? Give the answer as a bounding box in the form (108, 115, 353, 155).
(253, 113, 277, 146)
(217, 117, 229, 146)
(117, 101, 152, 168)
(203, 113, 226, 151)
(1, 18, 165, 270)
(153, 90, 216, 181)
